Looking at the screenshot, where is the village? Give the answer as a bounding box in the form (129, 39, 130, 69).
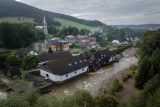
(1, 0, 160, 106)
(0, 17, 134, 99)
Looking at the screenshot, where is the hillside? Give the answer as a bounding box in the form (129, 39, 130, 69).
(112, 24, 160, 30)
(0, 17, 34, 23)
(0, 0, 108, 28)
(54, 18, 99, 31)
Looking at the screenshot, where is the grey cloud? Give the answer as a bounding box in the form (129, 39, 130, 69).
(18, 0, 160, 25)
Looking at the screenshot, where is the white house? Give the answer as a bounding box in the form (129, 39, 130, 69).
(112, 40, 121, 46)
(39, 55, 89, 83)
(27, 50, 39, 56)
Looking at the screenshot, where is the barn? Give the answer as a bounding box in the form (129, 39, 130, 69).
(39, 55, 89, 83)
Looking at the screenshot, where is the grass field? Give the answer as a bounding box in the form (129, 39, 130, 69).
(0, 17, 34, 23)
(54, 18, 99, 31)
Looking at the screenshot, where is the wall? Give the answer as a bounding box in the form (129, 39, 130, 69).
(40, 66, 88, 83)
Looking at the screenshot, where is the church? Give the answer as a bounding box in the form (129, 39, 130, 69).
(35, 16, 48, 35)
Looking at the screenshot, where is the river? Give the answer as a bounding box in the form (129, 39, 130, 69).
(50, 48, 138, 96)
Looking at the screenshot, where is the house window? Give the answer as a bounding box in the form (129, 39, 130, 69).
(75, 71, 77, 74)
(46, 74, 49, 77)
(74, 62, 78, 64)
(68, 63, 72, 66)
(82, 68, 84, 71)
(66, 75, 68, 77)
(79, 60, 83, 63)
(84, 59, 87, 62)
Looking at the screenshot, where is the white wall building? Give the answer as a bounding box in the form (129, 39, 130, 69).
(39, 55, 89, 83)
(112, 40, 121, 46)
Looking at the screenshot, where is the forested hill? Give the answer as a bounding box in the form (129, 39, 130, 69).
(112, 24, 160, 30)
(0, 0, 108, 28)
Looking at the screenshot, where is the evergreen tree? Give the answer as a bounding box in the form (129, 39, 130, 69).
(48, 47, 53, 53)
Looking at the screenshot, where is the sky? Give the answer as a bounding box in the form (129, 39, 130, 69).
(16, 0, 160, 25)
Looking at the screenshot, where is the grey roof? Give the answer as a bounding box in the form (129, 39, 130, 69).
(39, 51, 72, 63)
(41, 55, 88, 76)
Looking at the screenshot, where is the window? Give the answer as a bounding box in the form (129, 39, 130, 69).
(79, 60, 83, 63)
(75, 71, 77, 74)
(82, 68, 84, 71)
(46, 74, 49, 77)
(68, 63, 72, 66)
(74, 62, 78, 64)
(66, 75, 68, 77)
(84, 59, 87, 62)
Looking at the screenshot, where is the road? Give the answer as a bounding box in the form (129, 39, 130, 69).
(50, 48, 138, 96)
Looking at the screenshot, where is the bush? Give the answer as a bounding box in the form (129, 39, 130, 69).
(95, 93, 119, 107)
(35, 97, 50, 107)
(4, 93, 30, 107)
(0, 54, 8, 69)
(123, 69, 136, 82)
(109, 79, 123, 94)
(6, 54, 20, 66)
(24, 92, 40, 106)
(74, 90, 94, 107)
(23, 55, 39, 70)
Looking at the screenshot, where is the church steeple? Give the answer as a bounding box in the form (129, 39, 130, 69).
(43, 16, 48, 35)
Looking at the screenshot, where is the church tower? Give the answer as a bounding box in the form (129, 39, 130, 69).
(43, 16, 48, 35)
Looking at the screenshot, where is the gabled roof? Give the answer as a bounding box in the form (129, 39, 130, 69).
(41, 55, 88, 76)
(94, 49, 111, 57)
(39, 51, 72, 63)
(17, 48, 37, 57)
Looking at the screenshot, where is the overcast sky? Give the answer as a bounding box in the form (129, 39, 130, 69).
(16, 0, 160, 25)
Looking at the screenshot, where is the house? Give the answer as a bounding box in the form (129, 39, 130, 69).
(39, 55, 89, 83)
(51, 40, 69, 51)
(35, 26, 43, 29)
(65, 35, 77, 45)
(88, 49, 116, 69)
(89, 37, 96, 43)
(17, 48, 38, 58)
(112, 40, 121, 46)
(86, 42, 100, 50)
(28, 50, 39, 56)
(42, 38, 70, 52)
(39, 51, 72, 65)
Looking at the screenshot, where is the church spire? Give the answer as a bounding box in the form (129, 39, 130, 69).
(43, 16, 48, 35)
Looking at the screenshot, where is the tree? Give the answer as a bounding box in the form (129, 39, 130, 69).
(23, 55, 39, 70)
(135, 57, 152, 89)
(79, 29, 90, 35)
(95, 94, 119, 107)
(135, 30, 160, 89)
(6, 54, 19, 66)
(48, 47, 53, 53)
(74, 90, 93, 107)
(0, 23, 39, 49)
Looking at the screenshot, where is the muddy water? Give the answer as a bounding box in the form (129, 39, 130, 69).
(51, 48, 138, 96)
